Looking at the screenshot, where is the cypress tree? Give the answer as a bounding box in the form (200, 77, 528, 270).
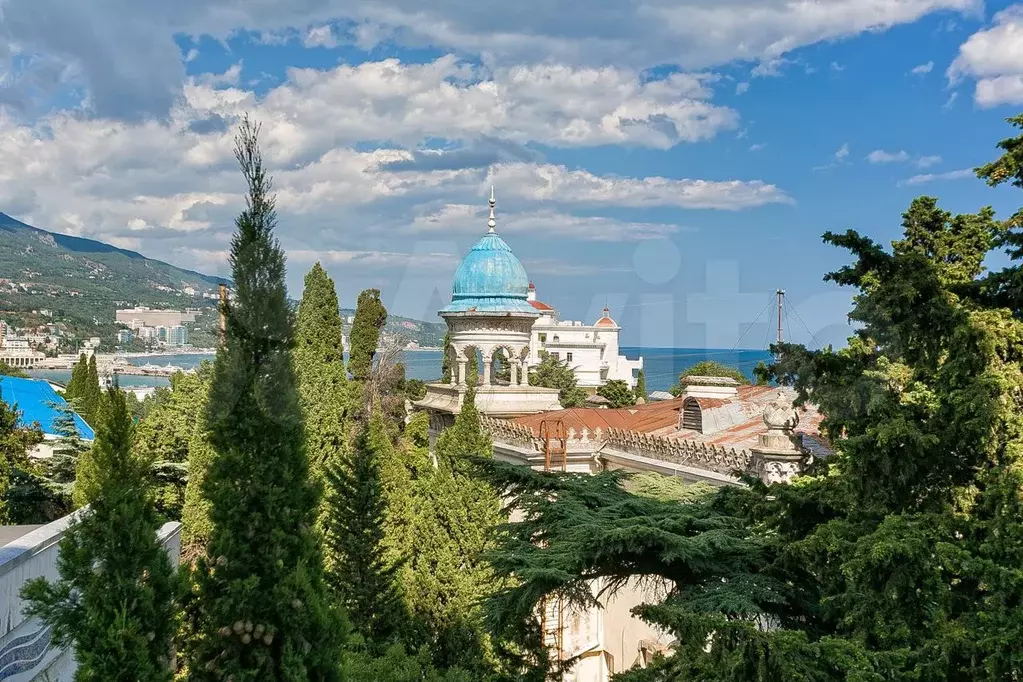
(22, 387, 176, 682)
(185, 117, 342, 681)
(634, 368, 647, 400)
(426, 385, 503, 672)
(63, 353, 88, 414)
(86, 353, 102, 418)
(349, 288, 387, 381)
(440, 331, 452, 383)
(180, 423, 215, 555)
(294, 262, 347, 483)
(323, 406, 405, 644)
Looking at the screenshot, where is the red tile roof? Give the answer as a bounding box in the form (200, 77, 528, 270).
(529, 299, 554, 311)
(510, 385, 828, 454)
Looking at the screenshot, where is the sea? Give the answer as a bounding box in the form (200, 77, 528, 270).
(28, 347, 772, 394)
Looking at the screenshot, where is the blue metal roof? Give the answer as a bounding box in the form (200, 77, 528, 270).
(0, 376, 95, 440)
(440, 231, 537, 314)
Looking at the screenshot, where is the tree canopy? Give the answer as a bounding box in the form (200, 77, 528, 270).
(596, 379, 635, 408)
(529, 353, 586, 407)
(669, 359, 751, 395)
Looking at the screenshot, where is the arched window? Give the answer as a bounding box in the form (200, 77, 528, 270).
(681, 397, 702, 433)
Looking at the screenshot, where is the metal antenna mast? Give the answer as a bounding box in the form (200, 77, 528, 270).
(776, 289, 785, 345)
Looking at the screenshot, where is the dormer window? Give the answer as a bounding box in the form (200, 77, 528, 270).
(681, 397, 702, 433)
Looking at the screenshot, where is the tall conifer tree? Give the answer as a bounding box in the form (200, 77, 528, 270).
(323, 407, 405, 644)
(22, 387, 176, 682)
(348, 288, 387, 381)
(294, 262, 347, 483)
(185, 117, 342, 681)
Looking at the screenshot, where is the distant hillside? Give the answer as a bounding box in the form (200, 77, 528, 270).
(340, 308, 446, 349)
(0, 213, 445, 349)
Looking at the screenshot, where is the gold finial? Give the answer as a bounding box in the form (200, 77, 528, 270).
(487, 186, 496, 233)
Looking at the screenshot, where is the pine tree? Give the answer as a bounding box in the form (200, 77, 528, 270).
(185, 117, 342, 681)
(294, 262, 347, 484)
(634, 368, 647, 400)
(529, 353, 584, 407)
(21, 387, 176, 682)
(349, 288, 387, 381)
(323, 407, 405, 644)
(596, 379, 635, 408)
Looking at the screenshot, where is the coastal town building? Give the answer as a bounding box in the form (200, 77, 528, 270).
(115, 306, 198, 329)
(0, 322, 45, 368)
(526, 283, 643, 389)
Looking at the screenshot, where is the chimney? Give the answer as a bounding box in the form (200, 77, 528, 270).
(218, 283, 227, 345)
(527, 282, 536, 302)
(680, 375, 739, 400)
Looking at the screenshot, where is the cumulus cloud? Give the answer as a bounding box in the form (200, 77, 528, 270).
(485, 163, 792, 210)
(0, 0, 982, 120)
(303, 25, 341, 48)
(948, 6, 1023, 106)
(911, 61, 934, 74)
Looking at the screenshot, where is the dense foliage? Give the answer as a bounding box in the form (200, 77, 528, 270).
(184, 118, 342, 681)
(294, 262, 349, 485)
(484, 119, 1023, 681)
(529, 353, 587, 407)
(324, 407, 405, 643)
(64, 353, 103, 426)
(22, 388, 176, 682)
(668, 359, 751, 395)
(596, 379, 636, 408)
(349, 288, 387, 381)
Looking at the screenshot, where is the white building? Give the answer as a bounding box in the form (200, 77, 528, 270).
(0, 323, 45, 368)
(526, 284, 643, 389)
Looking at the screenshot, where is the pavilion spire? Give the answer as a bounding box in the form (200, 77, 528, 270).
(487, 186, 497, 233)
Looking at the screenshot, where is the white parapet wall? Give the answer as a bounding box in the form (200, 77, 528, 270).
(0, 513, 182, 682)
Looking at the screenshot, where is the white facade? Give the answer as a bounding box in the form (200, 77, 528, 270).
(526, 285, 643, 389)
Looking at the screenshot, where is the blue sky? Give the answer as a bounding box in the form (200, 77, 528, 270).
(2, 0, 1023, 348)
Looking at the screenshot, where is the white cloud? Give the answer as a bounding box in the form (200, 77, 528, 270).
(486, 163, 792, 210)
(911, 60, 934, 74)
(749, 143, 766, 151)
(867, 149, 942, 167)
(831, 61, 845, 72)
(735, 81, 750, 95)
(411, 204, 684, 240)
(898, 168, 974, 185)
(813, 143, 850, 171)
(196, 62, 243, 87)
(303, 25, 340, 48)
(948, 6, 1023, 106)
(0, 0, 982, 120)
(944, 91, 959, 108)
(867, 149, 910, 163)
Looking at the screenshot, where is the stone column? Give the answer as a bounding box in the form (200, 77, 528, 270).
(510, 358, 519, 385)
(519, 356, 530, 386)
(448, 348, 457, 387)
(749, 391, 809, 484)
(457, 359, 467, 387)
(482, 350, 493, 386)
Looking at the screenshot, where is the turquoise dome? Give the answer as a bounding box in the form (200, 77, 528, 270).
(441, 231, 537, 315)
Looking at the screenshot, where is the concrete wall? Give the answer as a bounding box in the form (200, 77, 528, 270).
(0, 513, 181, 682)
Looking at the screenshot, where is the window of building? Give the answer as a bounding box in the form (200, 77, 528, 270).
(566, 352, 573, 362)
(553, 335, 559, 342)
(551, 352, 559, 360)
(538, 333, 547, 342)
